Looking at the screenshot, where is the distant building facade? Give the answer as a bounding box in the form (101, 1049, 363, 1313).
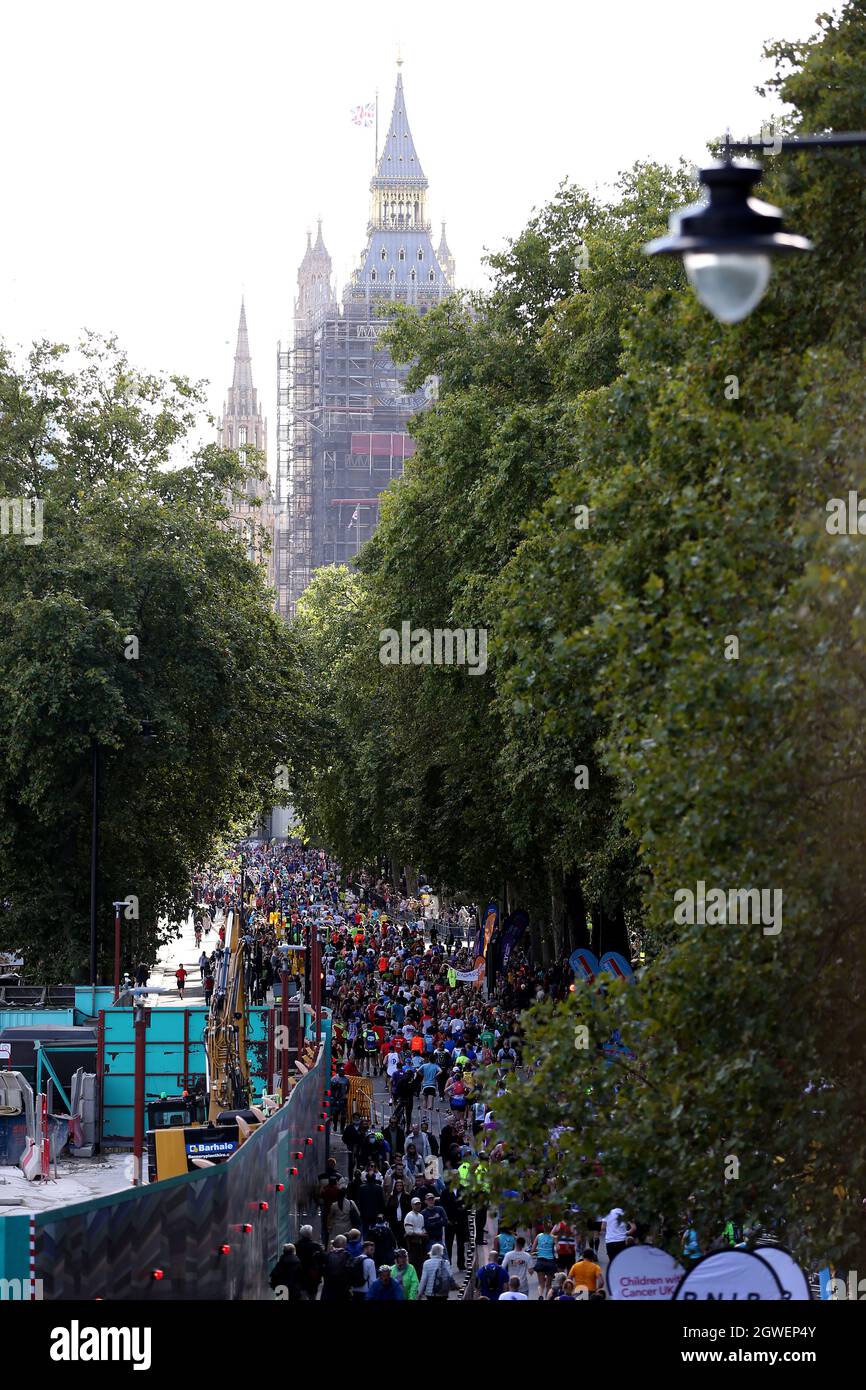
(276, 67, 456, 617)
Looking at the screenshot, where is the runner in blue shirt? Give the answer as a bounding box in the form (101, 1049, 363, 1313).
(420, 1058, 441, 1114)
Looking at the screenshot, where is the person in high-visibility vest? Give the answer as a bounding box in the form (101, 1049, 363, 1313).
(470, 1159, 490, 1247)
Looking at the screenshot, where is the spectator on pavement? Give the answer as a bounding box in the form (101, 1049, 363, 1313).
(418, 1243, 456, 1300)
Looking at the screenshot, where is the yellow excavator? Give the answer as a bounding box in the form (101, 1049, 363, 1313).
(206, 906, 251, 1120)
(147, 908, 261, 1181)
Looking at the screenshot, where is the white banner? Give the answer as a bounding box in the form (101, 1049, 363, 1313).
(674, 1249, 784, 1300)
(608, 1244, 684, 1300)
(753, 1245, 812, 1301)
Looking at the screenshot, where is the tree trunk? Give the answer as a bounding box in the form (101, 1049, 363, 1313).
(528, 912, 544, 965)
(593, 904, 630, 960)
(549, 865, 566, 962)
(589, 907, 602, 960)
(564, 873, 590, 952)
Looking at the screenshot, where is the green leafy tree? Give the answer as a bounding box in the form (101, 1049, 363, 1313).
(0, 336, 298, 979)
(477, 0, 866, 1270)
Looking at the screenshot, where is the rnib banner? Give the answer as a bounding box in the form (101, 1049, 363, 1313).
(674, 1250, 784, 1300)
(752, 1245, 812, 1300)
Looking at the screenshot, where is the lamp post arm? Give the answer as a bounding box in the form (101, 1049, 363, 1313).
(726, 131, 866, 156)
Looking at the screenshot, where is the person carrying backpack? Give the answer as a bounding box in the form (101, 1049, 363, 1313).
(418, 1243, 457, 1300)
(476, 1256, 509, 1301)
(321, 1236, 352, 1302)
(347, 1239, 377, 1301)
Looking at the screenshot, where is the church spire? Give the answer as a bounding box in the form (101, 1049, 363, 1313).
(232, 297, 253, 393)
(220, 297, 264, 462)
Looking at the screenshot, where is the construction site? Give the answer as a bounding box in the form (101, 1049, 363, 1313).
(0, 904, 330, 1301)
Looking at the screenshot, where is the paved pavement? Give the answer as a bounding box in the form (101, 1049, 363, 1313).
(146, 910, 222, 1007)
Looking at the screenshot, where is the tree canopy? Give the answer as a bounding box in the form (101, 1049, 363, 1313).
(0, 336, 298, 979)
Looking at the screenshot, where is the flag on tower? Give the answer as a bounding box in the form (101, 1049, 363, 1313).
(347, 507, 361, 530)
(350, 102, 375, 127)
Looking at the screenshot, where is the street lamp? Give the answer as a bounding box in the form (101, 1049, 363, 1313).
(645, 131, 866, 321)
(644, 160, 811, 322)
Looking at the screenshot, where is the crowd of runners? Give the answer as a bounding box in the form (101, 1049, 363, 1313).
(188, 840, 633, 1301)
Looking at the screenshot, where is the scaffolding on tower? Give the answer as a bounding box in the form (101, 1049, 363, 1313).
(277, 322, 316, 619)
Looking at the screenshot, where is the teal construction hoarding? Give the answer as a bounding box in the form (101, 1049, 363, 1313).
(0, 1020, 331, 1300)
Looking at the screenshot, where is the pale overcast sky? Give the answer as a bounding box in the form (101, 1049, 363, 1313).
(0, 0, 826, 474)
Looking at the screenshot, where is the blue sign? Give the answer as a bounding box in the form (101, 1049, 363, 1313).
(569, 949, 598, 981)
(598, 951, 634, 981)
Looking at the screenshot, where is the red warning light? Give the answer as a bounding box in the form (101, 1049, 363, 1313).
(151, 1269, 164, 1281)
(259, 1201, 269, 1211)
(220, 1244, 231, 1255)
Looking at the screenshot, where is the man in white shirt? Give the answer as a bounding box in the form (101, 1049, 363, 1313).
(499, 1277, 529, 1301)
(501, 1237, 533, 1295)
(403, 1196, 427, 1276)
(601, 1205, 635, 1264)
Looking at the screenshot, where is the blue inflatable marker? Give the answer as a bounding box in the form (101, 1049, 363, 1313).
(598, 951, 634, 981)
(569, 949, 598, 981)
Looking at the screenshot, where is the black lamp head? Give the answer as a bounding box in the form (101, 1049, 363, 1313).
(645, 161, 813, 258)
(644, 161, 812, 322)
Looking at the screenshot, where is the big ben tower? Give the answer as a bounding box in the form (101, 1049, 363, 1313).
(278, 64, 456, 618)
